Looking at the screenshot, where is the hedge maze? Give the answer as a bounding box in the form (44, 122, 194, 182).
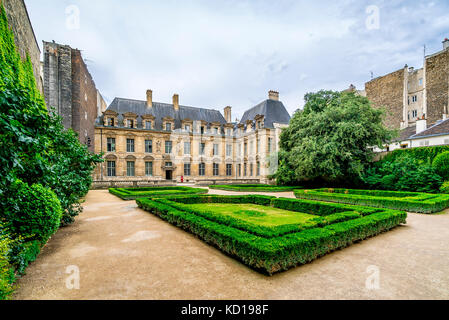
(137, 195, 406, 275)
(109, 186, 208, 200)
(294, 189, 449, 214)
(209, 184, 300, 192)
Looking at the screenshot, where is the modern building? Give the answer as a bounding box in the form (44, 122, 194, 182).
(366, 38, 449, 130)
(43, 41, 107, 152)
(93, 90, 290, 185)
(1, 0, 42, 92)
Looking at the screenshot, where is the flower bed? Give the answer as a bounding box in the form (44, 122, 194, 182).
(137, 195, 406, 275)
(109, 186, 208, 200)
(294, 188, 449, 214)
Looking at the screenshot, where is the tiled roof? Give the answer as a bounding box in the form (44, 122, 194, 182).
(240, 99, 291, 129)
(410, 119, 449, 139)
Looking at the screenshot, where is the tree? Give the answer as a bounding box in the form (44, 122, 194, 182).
(275, 90, 394, 185)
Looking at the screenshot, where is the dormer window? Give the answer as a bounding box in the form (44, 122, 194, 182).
(185, 125, 191, 132)
(166, 123, 172, 131)
(214, 127, 219, 135)
(201, 126, 205, 134)
(146, 121, 152, 130)
(108, 118, 115, 127)
(127, 119, 134, 128)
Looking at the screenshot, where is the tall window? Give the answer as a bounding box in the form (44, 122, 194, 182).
(199, 143, 206, 155)
(238, 164, 241, 177)
(145, 140, 153, 153)
(127, 161, 135, 177)
(257, 162, 260, 176)
(268, 138, 273, 153)
(250, 164, 254, 177)
(145, 162, 153, 176)
(107, 138, 116, 152)
(145, 121, 152, 130)
(127, 139, 135, 153)
(213, 144, 219, 156)
(244, 163, 247, 176)
(200, 126, 205, 135)
(226, 164, 232, 176)
(165, 141, 172, 154)
(226, 144, 232, 157)
(244, 143, 248, 157)
(199, 163, 206, 176)
(166, 123, 172, 131)
(184, 163, 191, 176)
(213, 163, 219, 176)
(184, 142, 191, 155)
(107, 161, 116, 177)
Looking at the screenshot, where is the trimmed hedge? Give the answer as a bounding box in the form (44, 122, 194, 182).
(209, 184, 300, 192)
(381, 145, 449, 163)
(109, 186, 208, 200)
(137, 195, 406, 275)
(294, 188, 449, 214)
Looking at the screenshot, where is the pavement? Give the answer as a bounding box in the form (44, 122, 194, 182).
(13, 189, 449, 300)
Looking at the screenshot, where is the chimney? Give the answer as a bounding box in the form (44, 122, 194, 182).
(224, 106, 232, 123)
(443, 38, 449, 50)
(146, 90, 153, 108)
(416, 117, 427, 134)
(173, 94, 179, 111)
(268, 90, 279, 101)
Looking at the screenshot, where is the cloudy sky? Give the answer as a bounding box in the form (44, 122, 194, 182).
(26, 0, 449, 119)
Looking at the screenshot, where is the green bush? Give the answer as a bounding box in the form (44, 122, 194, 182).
(294, 188, 449, 214)
(109, 186, 208, 200)
(0, 228, 15, 300)
(2, 180, 62, 243)
(363, 155, 443, 193)
(381, 145, 449, 163)
(432, 152, 449, 181)
(137, 195, 406, 275)
(440, 181, 449, 194)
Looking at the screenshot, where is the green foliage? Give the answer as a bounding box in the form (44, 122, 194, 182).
(274, 90, 394, 185)
(109, 187, 208, 200)
(2, 180, 62, 243)
(440, 181, 449, 194)
(209, 184, 300, 192)
(363, 155, 442, 193)
(137, 195, 406, 275)
(381, 145, 449, 164)
(432, 152, 449, 181)
(0, 227, 15, 300)
(294, 188, 449, 214)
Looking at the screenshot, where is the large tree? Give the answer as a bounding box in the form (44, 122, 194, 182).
(275, 90, 394, 185)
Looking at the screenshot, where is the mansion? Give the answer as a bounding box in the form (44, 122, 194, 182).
(93, 90, 291, 184)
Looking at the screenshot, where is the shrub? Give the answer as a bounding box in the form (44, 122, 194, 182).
(440, 181, 449, 194)
(381, 145, 449, 163)
(432, 152, 449, 181)
(2, 180, 62, 243)
(0, 228, 14, 300)
(209, 184, 300, 192)
(109, 187, 208, 200)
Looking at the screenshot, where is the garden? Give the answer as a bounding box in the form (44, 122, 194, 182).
(209, 184, 299, 192)
(109, 186, 208, 200)
(137, 195, 407, 275)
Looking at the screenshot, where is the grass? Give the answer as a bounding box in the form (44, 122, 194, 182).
(137, 195, 406, 275)
(109, 186, 208, 200)
(294, 188, 449, 214)
(209, 184, 300, 192)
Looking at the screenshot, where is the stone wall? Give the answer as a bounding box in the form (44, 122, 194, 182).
(365, 68, 405, 129)
(426, 49, 449, 126)
(1, 0, 42, 92)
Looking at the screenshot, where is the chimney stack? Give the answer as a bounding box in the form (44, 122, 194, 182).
(146, 90, 152, 108)
(224, 106, 232, 123)
(173, 94, 179, 111)
(443, 38, 449, 50)
(416, 117, 427, 134)
(268, 90, 279, 101)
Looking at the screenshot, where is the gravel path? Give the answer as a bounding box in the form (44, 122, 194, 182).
(13, 189, 449, 300)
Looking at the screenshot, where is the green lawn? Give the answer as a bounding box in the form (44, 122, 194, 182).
(184, 203, 315, 227)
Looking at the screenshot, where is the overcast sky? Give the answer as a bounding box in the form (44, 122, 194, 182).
(25, 0, 449, 119)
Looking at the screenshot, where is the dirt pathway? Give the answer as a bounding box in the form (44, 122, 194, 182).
(14, 189, 449, 300)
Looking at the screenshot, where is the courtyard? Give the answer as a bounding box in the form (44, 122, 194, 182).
(13, 189, 449, 300)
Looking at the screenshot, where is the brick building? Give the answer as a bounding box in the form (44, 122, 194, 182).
(366, 39, 449, 130)
(93, 90, 290, 185)
(1, 0, 42, 92)
(43, 41, 106, 152)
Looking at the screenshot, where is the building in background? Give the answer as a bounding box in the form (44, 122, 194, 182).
(366, 39, 449, 131)
(93, 90, 290, 185)
(43, 41, 106, 152)
(1, 0, 42, 92)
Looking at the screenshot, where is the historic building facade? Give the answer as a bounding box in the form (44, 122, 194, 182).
(93, 90, 290, 184)
(43, 41, 107, 152)
(366, 38, 449, 130)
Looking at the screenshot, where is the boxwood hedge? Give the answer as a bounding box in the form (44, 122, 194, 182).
(109, 186, 208, 200)
(137, 195, 406, 275)
(209, 184, 300, 192)
(294, 188, 449, 214)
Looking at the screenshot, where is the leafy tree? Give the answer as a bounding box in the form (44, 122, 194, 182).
(275, 90, 394, 185)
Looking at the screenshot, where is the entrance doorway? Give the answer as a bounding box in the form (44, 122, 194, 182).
(166, 170, 173, 181)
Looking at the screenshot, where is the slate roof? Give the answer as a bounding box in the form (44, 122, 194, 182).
(97, 98, 226, 131)
(240, 99, 291, 129)
(410, 118, 449, 139)
(393, 125, 416, 142)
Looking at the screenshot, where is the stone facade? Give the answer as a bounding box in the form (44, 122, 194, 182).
(43, 41, 102, 152)
(426, 48, 449, 126)
(1, 0, 42, 92)
(93, 91, 290, 184)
